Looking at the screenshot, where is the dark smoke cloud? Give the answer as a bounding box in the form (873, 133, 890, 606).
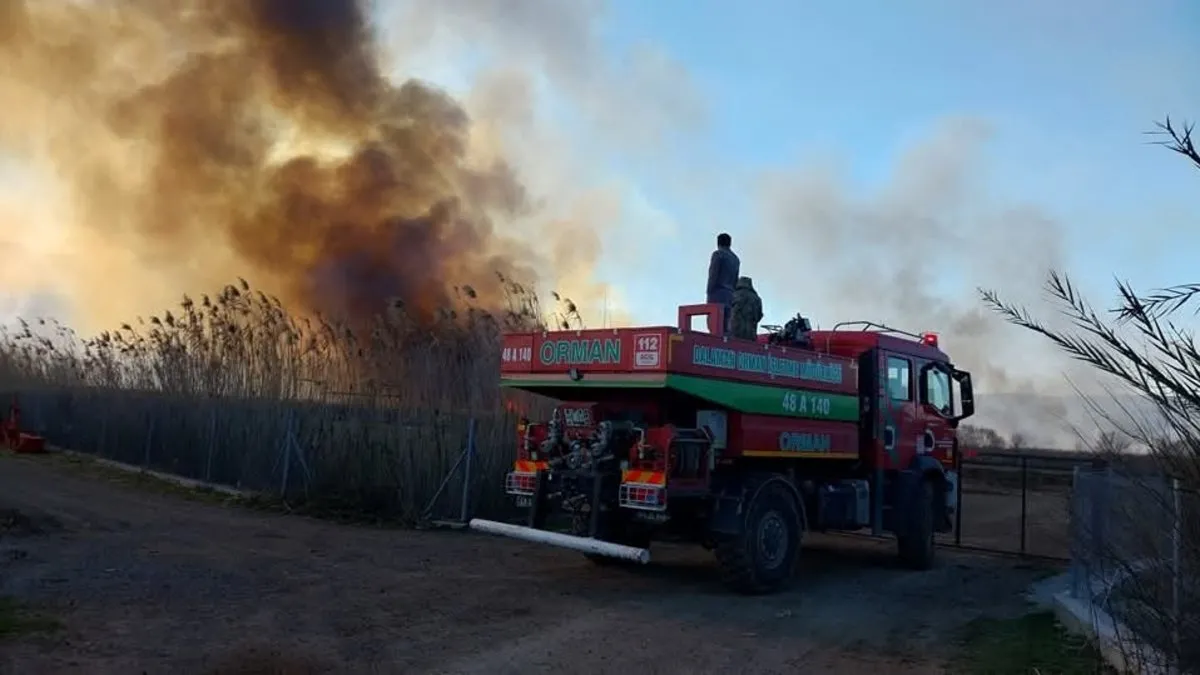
(0, 0, 549, 326)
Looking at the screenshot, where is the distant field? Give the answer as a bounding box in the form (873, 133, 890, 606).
(949, 449, 1092, 559)
(947, 483, 1070, 559)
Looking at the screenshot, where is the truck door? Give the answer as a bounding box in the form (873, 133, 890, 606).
(878, 351, 918, 470)
(916, 360, 956, 467)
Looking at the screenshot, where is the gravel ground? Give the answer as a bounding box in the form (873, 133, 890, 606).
(0, 453, 1056, 674)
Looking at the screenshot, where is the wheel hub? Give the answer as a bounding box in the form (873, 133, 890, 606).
(756, 511, 788, 569)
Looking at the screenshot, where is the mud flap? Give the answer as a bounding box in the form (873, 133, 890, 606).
(586, 471, 604, 538)
(893, 458, 950, 536)
(889, 470, 920, 537)
(708, 492, 746, 536)
(708, 474, 806, 537)
(527, 470, 550, 529)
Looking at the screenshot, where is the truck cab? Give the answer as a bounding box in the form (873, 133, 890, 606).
(813, 324, 975, 534)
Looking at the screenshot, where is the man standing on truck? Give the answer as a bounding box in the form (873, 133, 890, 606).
(730, 277, 763, 340)
(706, 232, 740, 333)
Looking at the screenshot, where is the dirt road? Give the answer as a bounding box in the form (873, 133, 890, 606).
(0, 453, 1053, 674)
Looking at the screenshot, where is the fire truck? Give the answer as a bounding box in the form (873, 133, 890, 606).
(469, 303, 975, 594)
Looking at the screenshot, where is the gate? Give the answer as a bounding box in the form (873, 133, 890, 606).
(945, 450, 1104, 561)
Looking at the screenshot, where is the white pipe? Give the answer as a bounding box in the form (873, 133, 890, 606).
(468, 518, 651, 564)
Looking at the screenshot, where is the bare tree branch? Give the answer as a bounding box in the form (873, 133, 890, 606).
(982, 273, 1200, 449)
(1147, 116, 1200, 171)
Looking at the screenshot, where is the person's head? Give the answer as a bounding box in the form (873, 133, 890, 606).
(717, 232, 732, 248)
(736, 276, 753, 289)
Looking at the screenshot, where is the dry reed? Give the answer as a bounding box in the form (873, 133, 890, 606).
(0, 275, 580, 524)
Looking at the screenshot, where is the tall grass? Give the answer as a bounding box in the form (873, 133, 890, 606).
(0, 275, 578, 524)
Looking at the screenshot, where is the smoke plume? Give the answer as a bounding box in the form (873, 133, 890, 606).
(0, 0, 590, 329)
(748, 117, 1102, 446)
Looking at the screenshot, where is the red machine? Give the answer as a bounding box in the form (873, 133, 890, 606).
(470, 304, 975, 594)
(3, 397, 46, 454)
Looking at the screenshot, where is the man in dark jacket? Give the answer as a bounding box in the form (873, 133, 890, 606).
(731, 276, 763, 340)
(706, 233, 740, 333)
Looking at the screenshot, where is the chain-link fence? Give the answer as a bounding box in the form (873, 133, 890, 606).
(6, 387, 520, 524)
(1068, 466, 1200, 671)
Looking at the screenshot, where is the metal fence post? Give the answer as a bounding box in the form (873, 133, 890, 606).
(1172, 477, 1182, 663)
(1100, 465, 1112, 572)
(278, 411, 293, 497)
(204, 406, 217, 483)
(460, 417, 476, 523)
(1019, 455, 1028, 555)
(954, 445, 963, 546)
(99, 404, 108, 457)
(420, 417, 478, 528)
(1069, 465, 1081, 598)
(143, 415, 155, 468)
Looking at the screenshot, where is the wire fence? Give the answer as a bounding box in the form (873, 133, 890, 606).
(1066, 466, 1200, 671)
(1069, 467, 1178, 599)
(5, 387, 520, 524)
(4, 385, 1128, 566)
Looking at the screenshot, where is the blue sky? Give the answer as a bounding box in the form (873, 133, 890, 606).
(553, 0, 1200, 326)
(3, 0, 1197, 396)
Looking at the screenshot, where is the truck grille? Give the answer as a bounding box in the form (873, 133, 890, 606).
(505, 471, 536, 496)
(619, 482, 667, 512)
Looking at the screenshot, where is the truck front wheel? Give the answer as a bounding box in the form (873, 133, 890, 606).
(715, 481, 802, 594)
(897, 479, 936, 570)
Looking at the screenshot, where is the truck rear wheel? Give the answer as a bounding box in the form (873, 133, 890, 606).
(897, 479, 936, 570)
(715, 481, 802, 594)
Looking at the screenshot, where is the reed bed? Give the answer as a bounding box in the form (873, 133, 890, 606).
(0, 276, 577, 524)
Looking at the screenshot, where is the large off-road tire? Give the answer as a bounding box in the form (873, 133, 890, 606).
(897, 479, 936, 570)
(714, 481, 802, 595)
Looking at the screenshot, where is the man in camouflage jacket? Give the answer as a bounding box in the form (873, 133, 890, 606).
(730, 276, 763, 340)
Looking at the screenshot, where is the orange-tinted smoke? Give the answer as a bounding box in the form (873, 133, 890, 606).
(0, 0, 542, 326)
